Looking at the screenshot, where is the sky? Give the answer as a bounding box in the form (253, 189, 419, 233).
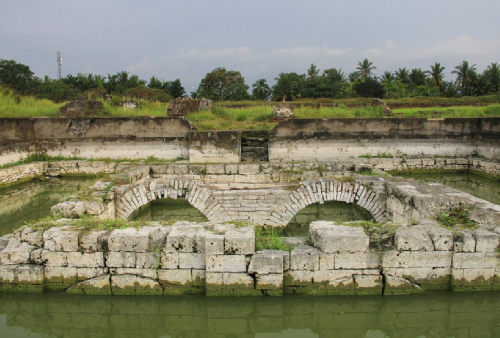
(1, 0, 500, 93)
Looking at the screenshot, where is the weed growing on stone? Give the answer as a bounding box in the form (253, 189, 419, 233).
(26, 216, 150, 233)
(255, 226, 296, 252)
(437, 206, 477, 230)
(340, 220, 400, 249)
(359, 152, 393, 159)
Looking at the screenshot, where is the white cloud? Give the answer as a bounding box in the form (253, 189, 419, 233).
(410, 35, 500, 60)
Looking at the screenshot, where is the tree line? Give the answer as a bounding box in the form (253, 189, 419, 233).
(0, 58, 499, 103)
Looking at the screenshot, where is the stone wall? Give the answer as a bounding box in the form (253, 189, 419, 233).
(1, 220, 500, 295)
(189, 131, 241, 163)
(0, 118, 190, 166)
(269, 118, 500, 162)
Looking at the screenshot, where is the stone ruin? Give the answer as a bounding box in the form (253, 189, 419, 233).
(59, 96, 104, 118)
(122, 100, 137, 109)
(372, 98, 393, 116)
(167, 97, 212, 117)
(273, 104, 295, 120)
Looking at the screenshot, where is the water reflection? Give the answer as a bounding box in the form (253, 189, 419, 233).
(285, 201, 372, 236)
(136, 198, 209, 223)
(0, 177, 95, 236)
(0, 292, 499, 337)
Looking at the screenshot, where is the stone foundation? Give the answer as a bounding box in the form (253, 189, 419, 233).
(1, 220, 500, 296)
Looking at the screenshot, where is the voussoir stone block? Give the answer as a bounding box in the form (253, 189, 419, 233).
(43, 227, 79, 252)
(309, 222, 369, 253)
(248, 250, 286, 275)
(108, 228, 150, 252)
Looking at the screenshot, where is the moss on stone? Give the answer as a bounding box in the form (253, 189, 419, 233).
(0, 283, 43, 293)
(452, 276, 494, 292)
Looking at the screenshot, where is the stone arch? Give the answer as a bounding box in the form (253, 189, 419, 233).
(277, 179, 387, 226)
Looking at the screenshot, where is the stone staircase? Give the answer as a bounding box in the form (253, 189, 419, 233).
(240, 130, 269, 162)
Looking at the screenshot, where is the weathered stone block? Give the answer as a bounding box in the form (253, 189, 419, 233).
(383, 267, 451, 290)
(224, 227, 255, 255)
(109, 268, 157, 279)
(111, 274, 163, 295)
(354, 274, 383, 295)
(427, 226, 453, 251)
(105, 251, 136, 268)
(474, 229, 500, 253)
(255, 274, 283, 290)
(248, 250, 285, 274)
(289, 246, 320, 271)
(206, 255, 247, 273)
(239, 164, 260, 175)
(67, 252, 105, 268)
(160, 252, 179, 269)
(204, 233, 224, 255)
(384, 275, 421, 295)
(394, 226, 434, 251)
(66, 275, 111, 294)
(335, 251, 379, 270)
(0, 265, 44, 284)
(453, 230, 476, 252)
(0, 240, 36, 265)
(145, 226, 171, 251)
(44, 266, 78, 284)
(309, 222, 369, 253)
(43, 227, 79, 252)
(382, 251, 452, 268)
(165, 224, 204, 253)
(79, 230, 108, 253)
(158, 269, 192, 286)
(108, 228, 150, 252)
(76, 267, 109, 281)
(179, 253, 206, 270)
(312, 275, 356, 295)
(41, 249, 67, 267)
(283, 270, 313, 287)
(136, 252, 160, 269)
(452, 252, 497, 269)
(21, 227, 43, 247)
(206, 272, 256, 296)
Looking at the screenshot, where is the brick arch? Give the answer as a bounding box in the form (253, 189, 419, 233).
(278, 179, 387, 225)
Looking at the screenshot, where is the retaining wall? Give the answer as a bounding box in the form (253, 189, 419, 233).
(1, 220, 500, 295)
(269, 118, 500, 162)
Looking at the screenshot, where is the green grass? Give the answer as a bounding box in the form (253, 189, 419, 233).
(0, 88, 62, 117)
(26, 216, 151, 232)
(392, 106, 489, 118)
(437, 206, 477, 230)
(255, 226, 296, 251)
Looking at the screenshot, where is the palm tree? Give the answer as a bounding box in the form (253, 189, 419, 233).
(452, 60, 476, 95)
(394, 68, 410, 84)
(426, 62, 446, 90)
(484, 62, 500, 93)
(307, 64, 320, 78)
(381, 71, 395, 82)
(272, 72, 301, 101)
(409, 68, 427, 86)
(356, 59, 376, 80)
(252, 79, 271, 100)
(323, 68, 347, 83)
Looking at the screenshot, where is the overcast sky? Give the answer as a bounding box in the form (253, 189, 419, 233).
(1, 0, 500, 92)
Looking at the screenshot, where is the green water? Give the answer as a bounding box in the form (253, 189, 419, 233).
(0, 177, 95, 236)
(0, 291, 499, 337)
(394, 171, 500, 205)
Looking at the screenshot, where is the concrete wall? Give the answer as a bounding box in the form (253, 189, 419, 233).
(269, 118, 500, 162)
(0, 118, 190, 165)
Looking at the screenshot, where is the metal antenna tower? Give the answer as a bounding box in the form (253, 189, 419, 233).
(57, 51, 62, 80)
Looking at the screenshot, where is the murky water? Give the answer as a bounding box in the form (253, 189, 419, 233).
(0, 177, 95, 236)
(393, 171, 500, 205)
(0, 291, 499, 337)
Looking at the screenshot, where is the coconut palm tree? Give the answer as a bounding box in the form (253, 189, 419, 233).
(307, 64, 320, 78)
(452, 60, 476, 95)
(409, 68, 427, 86)
(252, 79, 271, 100)
(394, 68, 410, 84)
(356, 59, 376, 80)
(381, 71, 395, 82)
(426, 62, 446, 90)
(484, 62, 500, 93)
